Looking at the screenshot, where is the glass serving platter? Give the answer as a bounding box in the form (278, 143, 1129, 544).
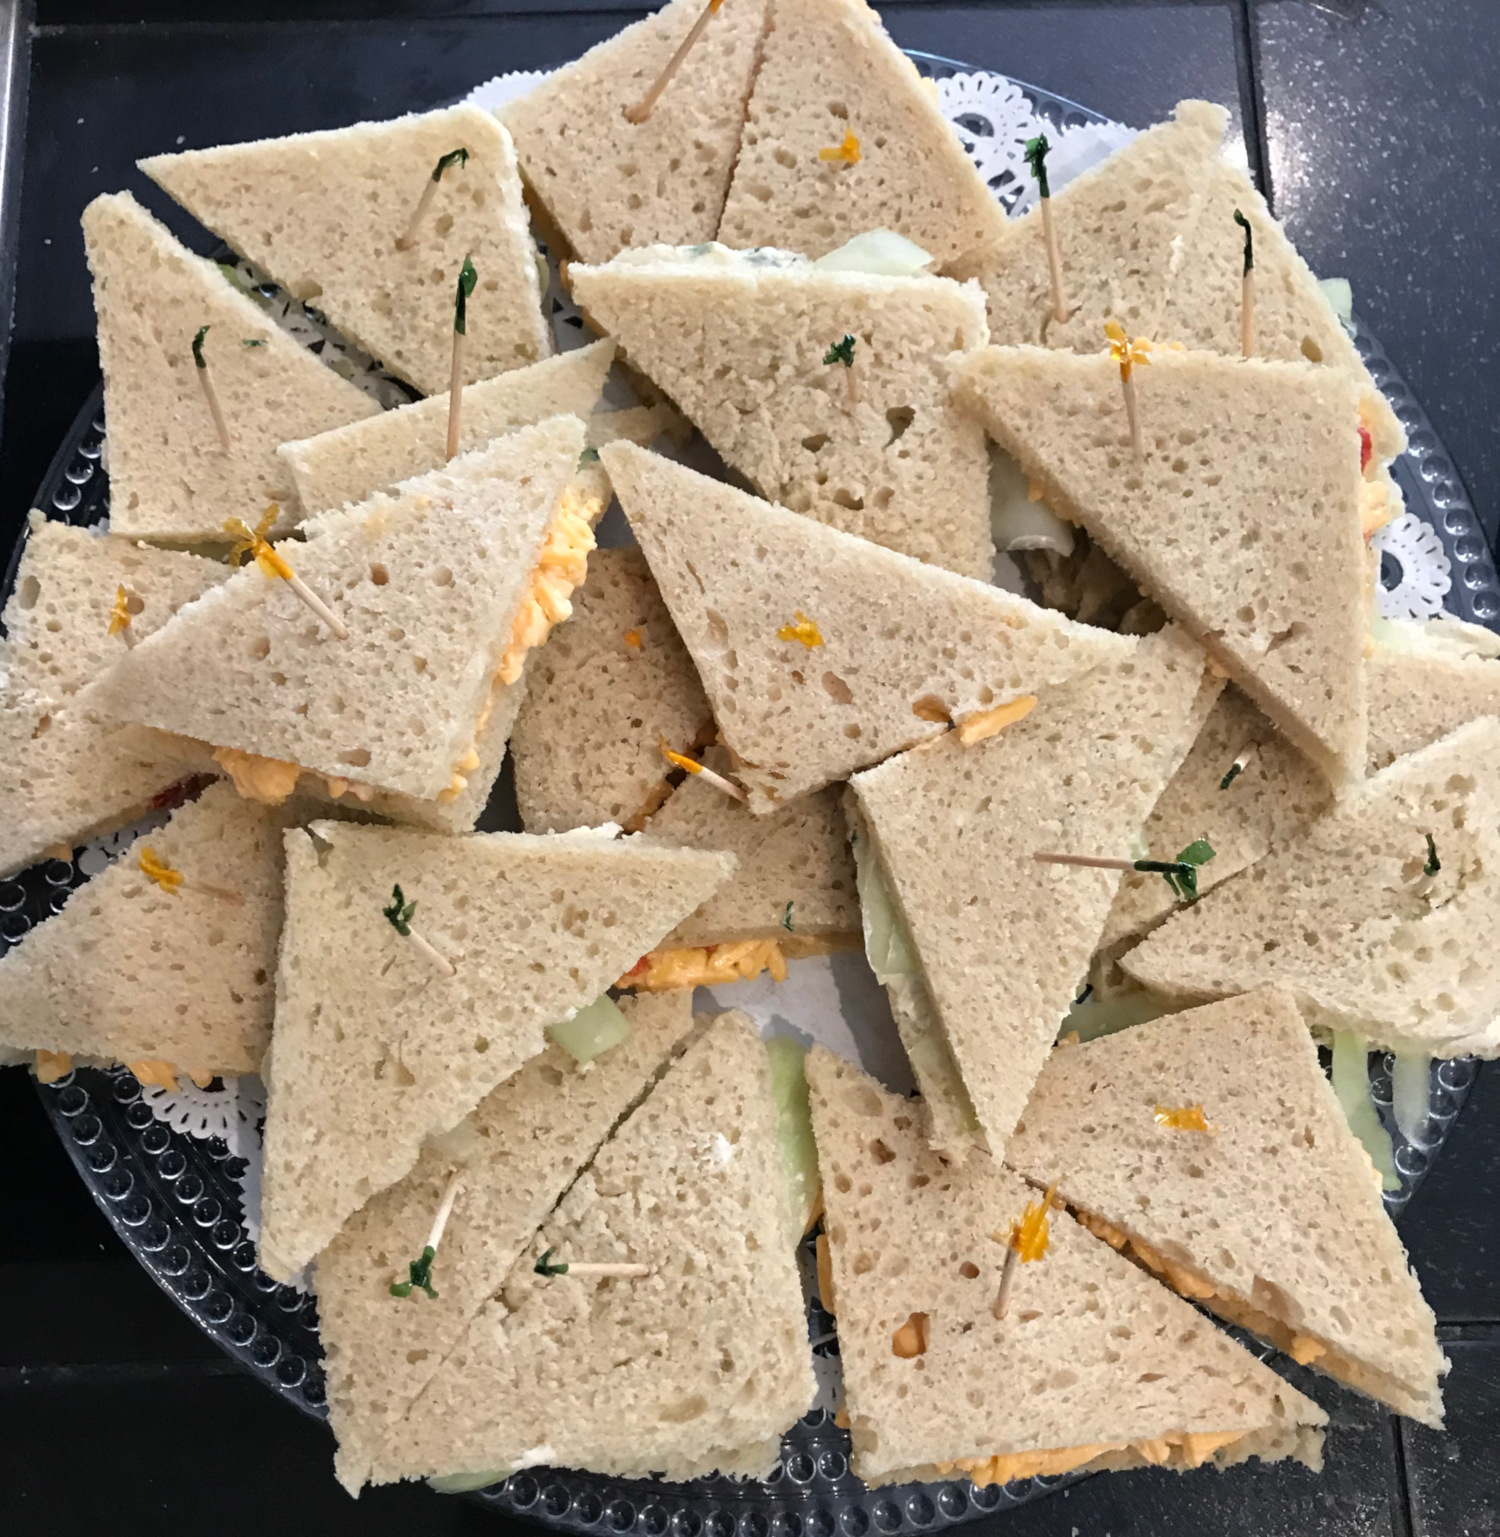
(12, 50, 1495, 1535)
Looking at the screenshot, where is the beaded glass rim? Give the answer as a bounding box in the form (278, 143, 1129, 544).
(13, 51, 1493, 1533)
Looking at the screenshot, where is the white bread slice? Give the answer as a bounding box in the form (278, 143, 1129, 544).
(1099, 685, 1333, 959)
(954, 345, 1371, 785)
(647, 748, 859, 947)
(5, 513, 227, 702)
(1368, 621, 1500, 771)
(1006, 987, 1446, 1425)
(849, 628, 1215, 1158)
(316, 991, 697, 1494)
(498, 0, 771, 265)
(81, 191, 379, 543)
(89, 417, 585, 803)
(1159, 158, 1404, 459)
(279, 341, 615, 517)
(367, 1010, 815, 1486)
(948, 101, 1228, 352)
(511, 546, 713, 833)
(603, 441, 1137, 810)
(140, 107, 551, 396)
(0, 514, 227, 875)
(1103, 630, 1500, 959)
(572, 246, 994, 578)
(0, 782, 295, 1078)
(718, 0, 1007, 263)
(805, 1046, 1325, 1484)
(1123, 718, 1500, 1056)
(257, 820, 735, 1282)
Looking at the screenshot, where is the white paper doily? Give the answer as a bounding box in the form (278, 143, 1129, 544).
(1373, 511, 1454, 620)
(138, 1073, 266, 1160)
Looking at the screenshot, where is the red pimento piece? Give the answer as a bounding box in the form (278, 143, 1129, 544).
(623, 956, 650, 979)
(1359, 425, 1372, 473)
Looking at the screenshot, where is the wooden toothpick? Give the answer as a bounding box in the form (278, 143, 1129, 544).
(1105, 321, 1151, 461)
(396, 147, 470, 251)
(1034, 840, 1216, 903)
(992, 1181, 1058, 1319)
(660, 739, 748, 803)
(225, 509, 350, 640)
(535, 1247, 652, 1280)
(137, 844, 244, 906)
(391, 1168, 464, 1299)
(446, 254, 478, 461)
(192, 325, 233, 453)
(1234, 208, 1255, 358)
(1220, 743, 1257, 790)
(623, 0, 726, 124)
(1024, 135, 1068, 324)
(383, 883, 457, 977)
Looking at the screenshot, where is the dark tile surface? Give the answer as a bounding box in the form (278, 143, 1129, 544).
(1253, 0, 1500, 544)
(1401, 1331, 1500, 1537)
(1397, 1061, 1500, 1325)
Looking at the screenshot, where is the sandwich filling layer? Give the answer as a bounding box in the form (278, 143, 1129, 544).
(618, 933, 856, 991)
(1073, 1207, 1420, 1413)
(938, 1428, 1247, 1486)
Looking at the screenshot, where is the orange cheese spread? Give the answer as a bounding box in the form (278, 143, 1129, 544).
(618, 934, 856, 992)
(956, 694, 1037, 746)
(940, 1429, 1245, 1487)
(35, 1050, 72, 1084)
(34, 1052, 212, 1091)
(1076, 1209, 1330, 1369)
(213, 746, 381, 808)
(496, 492, 598, 687)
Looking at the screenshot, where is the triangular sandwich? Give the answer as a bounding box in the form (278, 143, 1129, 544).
(510, 546, 714, 834)
(0, 513, 225, 876)
(603, 442, 1137, 810)
(623, 747, 860, 990)
(1159, 158, 1404, 459)
(316, 990, 698, 1494)
(948, 100, 1228, 352)
(366, 1009, 815, 1486)
(140, 106, 551, 396)
(572, 247, 995, 577)
(1367, 616, 1500, 771)
(954, 346, 1371, 784)
(0, 782, 296, 1083)
(848, 628, 1216, 1159)
(81, 191, 380, 542)
(1102, 619, 1500, 961)
(805, 1047, 1326, 1485)
(717, 0, 1007, 264)
(1122, 718, 1500, 1057)
(90, 416, 587, 805)
(1006, 987, 1447, 1424)
(498, 0, 771, 265)
(1098, 683, 1332, 960)
(279, 340, 616, 518)
(256, 820, 735, 1282)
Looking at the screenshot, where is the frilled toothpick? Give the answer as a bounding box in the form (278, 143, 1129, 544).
(1033, 839, 1215, 903)
(390, 1169, 464, 1300)
(108, 585, 137, 648)
(137, 844, 244, 906)
(192, 325, 233, 453)
(225, 508, 349, 640)
(396, 147, 470, 252)
(1105, 320, 1151, 461)
(624, 0, 727, 125)
(660, 739, 748, 802)
(823, 333, 860, 406)
(447, 254, 478, 461)
(1233, 207, 1255, 357)
(1024, 135, 1068, 324)
(383, 883, 456, 977)
(993, 1181, 1057, 1320)
(535, 1247, 652, 1280)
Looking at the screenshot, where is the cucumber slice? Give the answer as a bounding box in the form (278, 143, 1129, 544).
(548, 995, 631, 1065)
(428, 1470, 508, 1494)
(766, 1034, 820, 1236)
(849, 829, 918, 983)
(812, 229, 934, 276)
(1330, 1031, 1399, 1191)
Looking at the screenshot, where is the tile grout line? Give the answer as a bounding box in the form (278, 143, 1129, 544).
(1389, 1414, 1416, 1537)
(1231, 0, 1274, 210)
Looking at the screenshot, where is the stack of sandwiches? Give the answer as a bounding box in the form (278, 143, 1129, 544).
(0, 0, 1479, 1507)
